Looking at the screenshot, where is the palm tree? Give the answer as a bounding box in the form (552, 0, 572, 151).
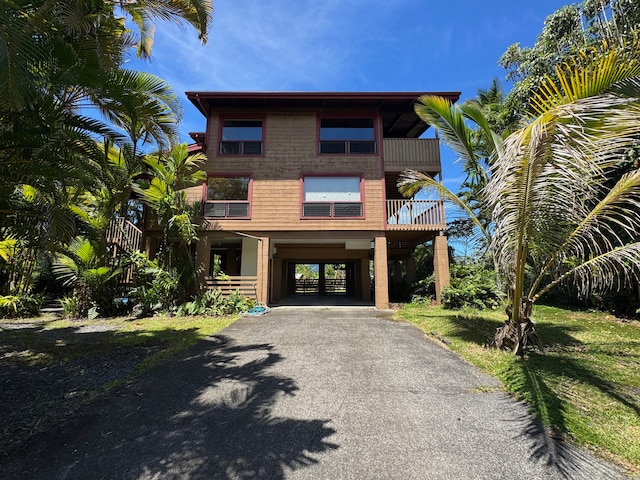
(400, 43, 640, 354)
(133, 144, 206, 299)
(114, 0, 213, 58)
(53, 236, 120, 317)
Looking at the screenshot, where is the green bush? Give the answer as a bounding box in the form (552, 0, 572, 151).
(441, 263, 503, 310)
(175, 289, 255, 316)
(0, 294, 43, 318)
(410, 274, 435, 304)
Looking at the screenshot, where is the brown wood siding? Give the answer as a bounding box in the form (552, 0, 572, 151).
(198, 111, 386, 231)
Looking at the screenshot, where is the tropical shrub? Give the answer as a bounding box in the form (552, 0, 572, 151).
(53, 237, 120, 318)
(0, 294, 43, 318)
(410, 275, 435, 304)
(440, 263, 503, 310)
(175, 290, 256, 316)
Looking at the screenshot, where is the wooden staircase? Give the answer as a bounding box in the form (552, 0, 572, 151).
(106, 217, 143, 284)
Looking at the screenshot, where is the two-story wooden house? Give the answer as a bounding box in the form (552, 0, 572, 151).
(166, 92, 458, 309)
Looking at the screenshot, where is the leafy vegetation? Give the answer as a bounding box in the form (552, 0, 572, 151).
(176, 290, 256, 316)
(0, 294, 43, 318)
(0, 1, 213, 318)
(401, 31, 640, 354)
(440, 262, 503, 310)
(397, 304, 640, 475)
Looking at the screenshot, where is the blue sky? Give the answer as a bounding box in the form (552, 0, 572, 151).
(129, 0, 570, 189)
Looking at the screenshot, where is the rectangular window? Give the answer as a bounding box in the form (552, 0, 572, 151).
(302, 176, 363, 218)
(319, 118, 375, 154)
(219, 119, 263, 155)
(204, 176, 251, 218)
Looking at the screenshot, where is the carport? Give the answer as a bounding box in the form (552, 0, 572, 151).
(270, 242, 373, 306)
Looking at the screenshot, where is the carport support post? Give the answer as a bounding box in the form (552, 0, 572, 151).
(256, 236, 270, 304)
(433, 234, 450, 305)
(374, 236, 389, 309)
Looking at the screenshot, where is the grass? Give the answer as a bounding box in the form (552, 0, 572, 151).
(396, 304, 640, 476)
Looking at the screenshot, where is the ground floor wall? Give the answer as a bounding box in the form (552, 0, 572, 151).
(192, 230, 450, 309)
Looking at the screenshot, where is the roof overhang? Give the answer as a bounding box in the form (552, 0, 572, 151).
(185, 91, 461, 138)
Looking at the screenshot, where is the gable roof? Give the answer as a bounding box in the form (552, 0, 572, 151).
(185, 91, 460, 138)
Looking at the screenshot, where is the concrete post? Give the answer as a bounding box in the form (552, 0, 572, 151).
(318, 262, 326, 296)
(374, 236, 389, 309)
(433, 235, 450, 305)
(255, 237, 270, 304)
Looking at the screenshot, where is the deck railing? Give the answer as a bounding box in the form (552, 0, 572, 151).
(295, 278, 347, 294)
(383, 138, 440, 171)
(106, 217, 143, 253)
(386, 199, 445, 230)
(204, 275, 258, 299)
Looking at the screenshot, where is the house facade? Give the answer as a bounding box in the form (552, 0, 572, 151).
(157, 92, 459, 308)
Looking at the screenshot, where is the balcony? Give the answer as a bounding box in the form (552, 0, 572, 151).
(383, 138, 440, 172)
(386, 199, 445, 230)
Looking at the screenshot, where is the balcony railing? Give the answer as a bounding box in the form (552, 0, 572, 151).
(386, 199, 445, 230)
(383, 138, 441, 172)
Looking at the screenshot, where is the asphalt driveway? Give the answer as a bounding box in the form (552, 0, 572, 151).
(6, 307, 627, 479)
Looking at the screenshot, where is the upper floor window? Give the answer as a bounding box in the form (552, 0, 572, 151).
(219, 119, 263, 155)
(204, 176, 251, 218)
(319, 118, 375, 154)
(301, 176, 363, 218)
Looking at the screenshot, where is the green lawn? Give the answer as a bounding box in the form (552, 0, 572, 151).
(396, 304, 640, 476)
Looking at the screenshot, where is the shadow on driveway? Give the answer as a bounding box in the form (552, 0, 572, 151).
(7, 334, 338, 479)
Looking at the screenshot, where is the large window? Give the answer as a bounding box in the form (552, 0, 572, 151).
(319, 118, 375, 154)
(219, 119, 263, 155)
(204, 176, 251, 218)
(302, 176, 363, 218)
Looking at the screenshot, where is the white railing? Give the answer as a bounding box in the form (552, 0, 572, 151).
(386, 199, 445, 230)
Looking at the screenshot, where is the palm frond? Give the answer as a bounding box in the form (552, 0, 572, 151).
(414, 95, 477, 165)
(398, 169, 490, 245)
(533, 242, 640, 302)
(529, 45, 640, 116)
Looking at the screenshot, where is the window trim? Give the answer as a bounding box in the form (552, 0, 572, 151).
(300, 173, 365, 220)
(218, 115, 266, 156)
(317, 115, 378, 156)
(202, 173, 253, 219)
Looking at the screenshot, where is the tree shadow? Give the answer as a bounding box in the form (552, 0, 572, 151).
(4, 334, 339, 479)
(433, 310, 584, 348)
(415, 310, 633, 477)
(0, 322, 209, 456)
(505, 403, 626, 480)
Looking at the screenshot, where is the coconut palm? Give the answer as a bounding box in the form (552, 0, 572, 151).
(400, 43, 640, 354)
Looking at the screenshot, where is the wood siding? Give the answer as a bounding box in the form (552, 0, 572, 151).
(198, 112, 386, 232)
